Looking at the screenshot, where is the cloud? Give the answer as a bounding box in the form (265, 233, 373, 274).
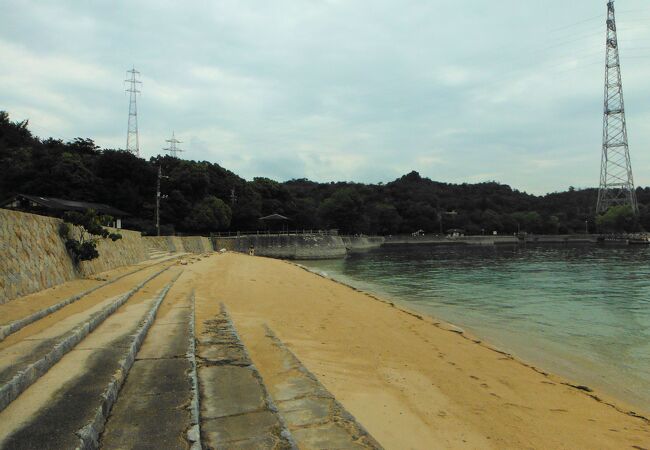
(1, 0, 650, 194)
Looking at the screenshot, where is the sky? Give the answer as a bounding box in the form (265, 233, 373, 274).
(1, 0, 650, 195)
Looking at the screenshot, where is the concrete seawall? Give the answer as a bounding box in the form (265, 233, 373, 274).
(384, 235, 518, 245)
(342, 236, 385, 251)
(213, 234, 348, 260)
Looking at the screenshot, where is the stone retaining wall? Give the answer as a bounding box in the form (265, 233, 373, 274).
(179, 236, 213, 253)
(0, 209, 154, 304)
(0, 209, 77, 303)
(143, 236, 212, 253)
(77, 228, 148, 277)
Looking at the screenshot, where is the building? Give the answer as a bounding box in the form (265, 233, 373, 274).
(1, 194, 129, 229)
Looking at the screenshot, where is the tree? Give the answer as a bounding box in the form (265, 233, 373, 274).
(318, 188, 366, 233)
(183, 196, 232, 232)
(596, 205, 639, 233)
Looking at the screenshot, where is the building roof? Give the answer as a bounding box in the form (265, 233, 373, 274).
(2, 194, 130, 217)
(259, 213, 290, 221)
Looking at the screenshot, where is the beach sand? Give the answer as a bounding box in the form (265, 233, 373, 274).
(3, 251, 648, 449)
(191, 252, 650, 449)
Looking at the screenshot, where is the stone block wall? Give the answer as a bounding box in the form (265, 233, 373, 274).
(1, 209, 217, 304)
(179, 236, 213, 253)
(0, 209, 77, 304)
(77, 228, 148, 277)
(0, 209, 148, 304)
(142, 236, 171, 252)
(143, 236, 212, 253)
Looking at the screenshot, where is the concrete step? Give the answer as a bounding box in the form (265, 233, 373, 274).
(0, 270, 182, 449)
(196, 304, 296, 449)
(259, 326, 383, 450)
(0, 260, 177, 343)
(0, 266, 172, 413)
(148, 250, 171, 260)
(99, 287, 197, 449)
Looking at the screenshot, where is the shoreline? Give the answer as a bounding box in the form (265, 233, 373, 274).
(290, 260, 650, 421)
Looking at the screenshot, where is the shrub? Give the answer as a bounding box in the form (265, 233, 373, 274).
(60, 209, 122, 265)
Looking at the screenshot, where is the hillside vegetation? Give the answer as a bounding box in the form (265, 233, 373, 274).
(2, 111, 649, 234)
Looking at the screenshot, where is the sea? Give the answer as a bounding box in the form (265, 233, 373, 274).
(299, 244, 650, 413)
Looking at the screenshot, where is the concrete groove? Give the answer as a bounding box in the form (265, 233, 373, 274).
(186, 291, 202, 450)
(134, 355, 187, 361)
(0, 257, 182, 343)
(76, 271, 183, 450)
(0, 267, 171, 414)
(201, 404, 281, 421)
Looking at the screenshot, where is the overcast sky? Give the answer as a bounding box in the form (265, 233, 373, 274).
(2, 1, 650, 194)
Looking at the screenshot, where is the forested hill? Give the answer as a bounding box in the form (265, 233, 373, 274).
(2, 112, 649, 234)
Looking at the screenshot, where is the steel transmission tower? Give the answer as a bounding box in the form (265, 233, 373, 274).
(163, 131, 183, 158)
(597, 0, 638, 215)
(125, 67, 142, 157)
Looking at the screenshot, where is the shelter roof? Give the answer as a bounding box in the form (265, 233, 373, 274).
(259, 213, 290, 221)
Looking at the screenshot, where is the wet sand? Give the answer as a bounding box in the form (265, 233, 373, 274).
(191, 253, 650, 449)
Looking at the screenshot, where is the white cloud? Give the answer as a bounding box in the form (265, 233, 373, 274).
(1, 0, 649, 193)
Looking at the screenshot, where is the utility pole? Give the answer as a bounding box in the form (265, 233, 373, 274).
(596, 0, 638, 215)
(155, 165, 169, 236)
(125, 67, 142, 157)
(163, 131, 183, 158)
(230, 188, 237, 206)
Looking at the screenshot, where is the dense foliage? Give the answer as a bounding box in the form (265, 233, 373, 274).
(2, 111, 649, 234)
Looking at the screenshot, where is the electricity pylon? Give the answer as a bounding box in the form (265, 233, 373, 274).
(163, 131, 183, 158)
(596, 0, 638, 215)
(125, 67, 142, 157)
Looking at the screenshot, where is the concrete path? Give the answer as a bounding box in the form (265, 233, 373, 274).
(196, 304, 295, 450)
(100, 284, 194, 449)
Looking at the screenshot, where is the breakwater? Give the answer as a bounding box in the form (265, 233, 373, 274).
(384, 234, 646, 246)
(384, 235, 518, 245)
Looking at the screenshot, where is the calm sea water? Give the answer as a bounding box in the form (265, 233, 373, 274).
(299, 244, 650, 412)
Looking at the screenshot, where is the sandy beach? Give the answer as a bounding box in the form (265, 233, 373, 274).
(188, 252, 649, 449)
(1, 251, 648, 449)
